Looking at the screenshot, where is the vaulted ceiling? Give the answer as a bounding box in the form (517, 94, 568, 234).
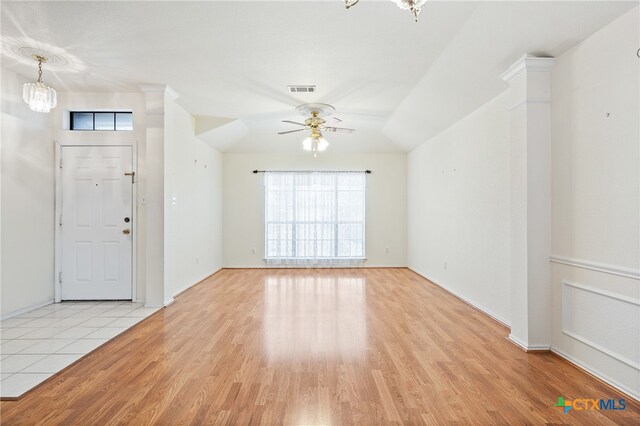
(1, 1, 635, 153)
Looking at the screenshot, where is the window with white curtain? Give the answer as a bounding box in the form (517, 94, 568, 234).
(264, 171, 366, 265)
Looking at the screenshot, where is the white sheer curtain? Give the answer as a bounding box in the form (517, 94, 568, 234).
(264, 171, 366, 266)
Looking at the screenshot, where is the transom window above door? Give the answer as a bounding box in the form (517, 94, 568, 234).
(70, 111, 133, 131)
(264, 171, 366, 265)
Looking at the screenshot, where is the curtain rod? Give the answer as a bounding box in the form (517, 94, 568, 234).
(252, 170, 371, 174)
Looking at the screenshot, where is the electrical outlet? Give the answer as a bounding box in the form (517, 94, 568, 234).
(195, 258, 199, 264)
(385, 247, 389, 254)
(251, 248, 256, 254)
(444, 261, 447, 270)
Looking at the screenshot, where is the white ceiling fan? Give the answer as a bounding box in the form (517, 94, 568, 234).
(278, 103, 356, 156)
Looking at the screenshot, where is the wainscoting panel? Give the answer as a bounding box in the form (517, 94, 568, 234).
(562, 280, 640, 370)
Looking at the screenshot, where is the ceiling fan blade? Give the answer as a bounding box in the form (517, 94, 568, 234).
(277, 128, 307, 135)
(325, 117, 343, 125)
(282, 120, 308, 127)
(323, 126, 356, 133)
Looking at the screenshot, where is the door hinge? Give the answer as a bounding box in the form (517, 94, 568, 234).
(59, 158, 63, 169)
(58, 272, 62, 283)
(125, 171, 135, 183)
(59, 214, 63, 226)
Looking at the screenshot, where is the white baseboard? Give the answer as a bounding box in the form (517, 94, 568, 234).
(222, 264, 407, 269)
(408, 267, 510, 327)
(551, 347, 640, 402)
(406, 268, 638, 400)
(141, 269, 222, 309)
(172, 267, 222, 298)
(507, 334, 551, 351)
(1, 299, 54, 321)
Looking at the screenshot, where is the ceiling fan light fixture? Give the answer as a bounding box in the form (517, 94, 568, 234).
(317, 137, 329, 151)
(23, 55, 57, 113)
(302, 135, 329, 154)
(302, 136, 313, 151)
(279, 103, 353, 157)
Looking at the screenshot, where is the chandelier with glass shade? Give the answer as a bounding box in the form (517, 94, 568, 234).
(23, 55, 57, 113)
(345, 0, 427, 22)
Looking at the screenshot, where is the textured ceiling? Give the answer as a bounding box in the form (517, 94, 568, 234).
(1, 1, 636, 153)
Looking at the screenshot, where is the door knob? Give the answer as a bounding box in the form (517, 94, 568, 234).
(122, 229, 131, 235)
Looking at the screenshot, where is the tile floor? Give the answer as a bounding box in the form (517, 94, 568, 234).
(0, 301, 159, 398)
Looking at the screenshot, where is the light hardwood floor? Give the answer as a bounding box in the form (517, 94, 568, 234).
(1, 268, 638, 424)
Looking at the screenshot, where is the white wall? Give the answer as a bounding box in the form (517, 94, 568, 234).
(1, 68, 55, 317)
(407, 6, 639, 398)
(223, 153, 406, 268)
(0, 82, 224, 314)
(164, 98, 223, 297)
(407, 92, 511, 324)
(550, 7, 639, 398)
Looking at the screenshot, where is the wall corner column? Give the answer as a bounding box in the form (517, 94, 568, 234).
(140, 84, 176, 308)
(501, 54, 555, 350)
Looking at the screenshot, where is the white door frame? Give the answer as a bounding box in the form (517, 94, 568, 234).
(54, 138, 138, 303)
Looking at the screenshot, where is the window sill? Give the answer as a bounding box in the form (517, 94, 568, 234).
(264, 258, 367, 267)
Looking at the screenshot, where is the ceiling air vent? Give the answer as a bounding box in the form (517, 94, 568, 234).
(288, 85, 316, 94)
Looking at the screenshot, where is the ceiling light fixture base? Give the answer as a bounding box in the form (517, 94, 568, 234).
(295, 103, 336, 118)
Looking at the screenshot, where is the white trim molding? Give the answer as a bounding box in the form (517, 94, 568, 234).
(562, 329, 640, 371)
(507, 334, 551, 352)
(550, 255, 640, 280)
(171, 268, 222, 299)
(551, 347, 640, 402)
(563, 280, 640, 306)
(405, 268, 639, 400)
(54, 139, 139, 303)
(500, 54, 556, 81)
(561, 280, 640, 371)
(408, 268, 510, 328)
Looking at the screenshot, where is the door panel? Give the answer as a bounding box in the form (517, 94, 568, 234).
(61, 146, 133, 300)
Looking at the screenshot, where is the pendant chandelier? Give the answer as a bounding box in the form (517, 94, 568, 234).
(345, 0, 427, 22)
(23, 55, 57, 113)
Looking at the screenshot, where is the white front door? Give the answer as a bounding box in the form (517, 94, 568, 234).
(61, 146, 133, 300)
